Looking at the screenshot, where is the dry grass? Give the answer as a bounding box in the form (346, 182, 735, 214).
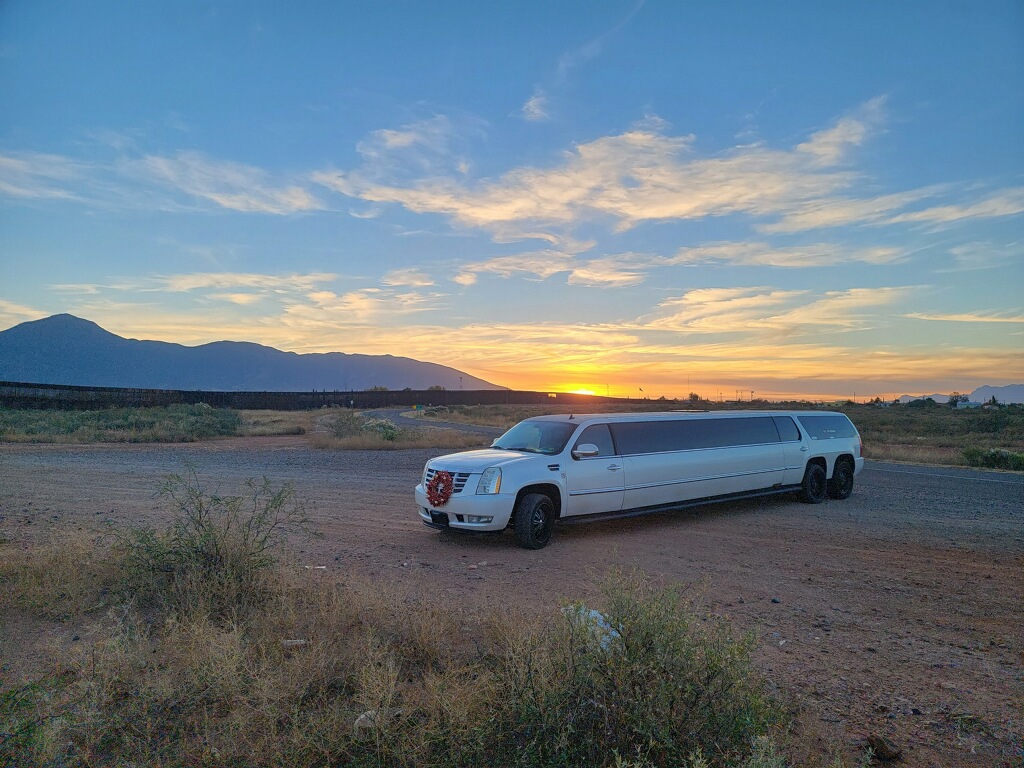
(308, 429, 486, 451)
(0, 531, 119, 620)
(237, 409, 315, 436)
(0, 510, 841, 767)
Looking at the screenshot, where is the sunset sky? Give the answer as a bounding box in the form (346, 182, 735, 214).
(2, 1, 1022, 400)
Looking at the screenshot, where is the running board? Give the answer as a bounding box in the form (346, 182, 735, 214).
(557, 484, 802, 526)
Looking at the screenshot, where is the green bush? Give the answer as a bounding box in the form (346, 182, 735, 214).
(114, 469, 317, 617)
(361, 417, 400, 441)
(329, 412, 404, 441)
(463, 572, 781, 767)
(962, 447, 1024, 471)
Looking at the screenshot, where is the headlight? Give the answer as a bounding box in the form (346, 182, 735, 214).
(476, 467, 502, 495)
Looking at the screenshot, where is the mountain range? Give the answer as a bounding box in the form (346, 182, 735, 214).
(897, 385, 1024, 405)
(0, 314, 504, 392)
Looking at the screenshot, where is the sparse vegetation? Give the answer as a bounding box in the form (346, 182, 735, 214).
(0, 403, 242, 443)
(113, 469, 318, 617)
(0, 472, 807, 767)
(238, 409, 313, 436)
(839, 402, 1024, 468)
(309, 410, 487, 450)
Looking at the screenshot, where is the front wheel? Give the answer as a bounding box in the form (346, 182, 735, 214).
(514, 493, 555, 549)
(798, 463, 827, 504)
(827, 459, 854, 500)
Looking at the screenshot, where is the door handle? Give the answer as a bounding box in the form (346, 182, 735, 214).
(607, 464, 622, 471)
(800, 446, 808, 452)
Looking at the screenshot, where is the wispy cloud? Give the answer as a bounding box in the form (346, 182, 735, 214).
(0, 299, 47, 327)
(906, 311, 1024, 323)
(157, 272, 335, 293)
(669, 241, 907, 268)
(283, 287, 443, 325)
(795, 96, 886, 165)
(315, 104, 885, 239)
(0, 152, 86, 200)
(1, 149, 325, 215)
(453, 250, 576, 284)
(128, 151, 324, 214)
(381, 268, 435, 287)
(940, 241, 1021, 272)
(521, 92, 549, 122)
(643, 285, 916, 335)
(50, 273, 338, 310)
(519, 0, 646, 122)
(884, 188, 1024, 226)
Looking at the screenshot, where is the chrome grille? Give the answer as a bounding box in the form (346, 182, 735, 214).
(425, 468, 471, 494)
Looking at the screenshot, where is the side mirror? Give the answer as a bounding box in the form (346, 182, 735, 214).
(572, 443, 600, 459)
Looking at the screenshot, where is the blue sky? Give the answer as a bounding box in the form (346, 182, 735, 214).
(1, 1, 1022, 399)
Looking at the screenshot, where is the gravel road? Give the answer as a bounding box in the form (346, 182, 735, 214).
(1, 437, 1021, 766)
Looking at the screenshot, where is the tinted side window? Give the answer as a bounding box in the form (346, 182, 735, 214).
(772, 416, 801, 442)
(574, 424, 616, 456)
(698, 417, 779, 448)
(797, 414, 857, 440)
(610, 417, 781, 455)
(610, 421, 700, 454)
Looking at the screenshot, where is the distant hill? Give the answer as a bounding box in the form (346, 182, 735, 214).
(0, 314, 504, 392)
(970, 384, 1024, 405)
(898, 385, 1024, 405)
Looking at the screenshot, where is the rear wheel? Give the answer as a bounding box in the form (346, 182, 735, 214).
(514, 493, 555, 549)
(827, 458, 854, 500)
(798, 463, 827, 504)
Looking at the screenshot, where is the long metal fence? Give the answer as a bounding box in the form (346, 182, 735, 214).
(0, 380, 629, 410)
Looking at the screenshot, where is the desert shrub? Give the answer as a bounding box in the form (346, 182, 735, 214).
(462, 571, 780, 767)
(328, 411, 402, 441)
(113, 469, 317, 618)
(962, 447, 1024, 471)
(361, 417, 400, 441)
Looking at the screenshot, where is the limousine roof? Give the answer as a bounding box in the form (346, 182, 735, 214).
(527, 410, 843, 424)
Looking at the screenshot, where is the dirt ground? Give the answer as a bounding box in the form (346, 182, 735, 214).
(1, 434, 1021, 767)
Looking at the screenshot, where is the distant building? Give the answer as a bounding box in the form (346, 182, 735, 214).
(956, 401, 983, 409)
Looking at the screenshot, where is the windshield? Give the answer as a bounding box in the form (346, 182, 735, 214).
(493, 420, 577, 455)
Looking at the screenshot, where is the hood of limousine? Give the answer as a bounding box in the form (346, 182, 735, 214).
(428, 448, 537, 471)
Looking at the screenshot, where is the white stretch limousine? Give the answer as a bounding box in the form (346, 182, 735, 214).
(415, 410, 864, 549)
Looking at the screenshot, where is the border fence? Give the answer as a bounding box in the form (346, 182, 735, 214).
(0, 380, 630, 411)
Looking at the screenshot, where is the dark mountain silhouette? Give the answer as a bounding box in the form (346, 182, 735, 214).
(898, 386, 1024, 405)
(0, 314, 504, 392)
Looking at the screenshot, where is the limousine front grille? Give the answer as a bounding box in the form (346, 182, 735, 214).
(424, 468, 472, 494)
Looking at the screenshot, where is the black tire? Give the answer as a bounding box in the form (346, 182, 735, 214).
(827, 458, 854, 500)
(514, 493, 555, 549)
(798, 463, 827, 504)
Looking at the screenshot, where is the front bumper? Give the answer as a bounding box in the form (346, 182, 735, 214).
(414, 484, 514, 532)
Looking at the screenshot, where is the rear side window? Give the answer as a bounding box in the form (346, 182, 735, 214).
(610, 417, 780, 455)
(772, 416, 801, 442)
(574, 424, 616, 456)
(797, 414, 857, 440)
